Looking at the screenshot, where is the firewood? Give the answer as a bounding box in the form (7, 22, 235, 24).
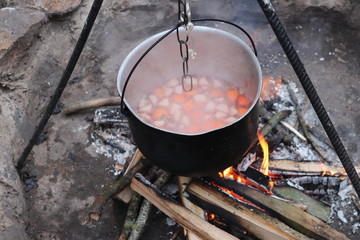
(280, 121, 306, 141)
(114, 149, 145, 203)
(282, 78, 330, 162)
(118, 192, 142, 240)
(115, 185, 134, 203)
(63, 96, 121, 114)
(93, 107, 128, 124)
(131, 173, 239, 240)
(89, 149, 149, 221)
(283, 176, 342, 195)
(187, 179, 309, 240)
(119, 166, 158, 240)
(273, 186, 331, 222)
(128, 170, 173, 240)
(178, 177, 206, 240)
(268, 160, 360, 176)
(205, 176, 349, 240)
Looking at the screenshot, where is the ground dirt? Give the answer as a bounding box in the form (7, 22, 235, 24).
(0, 0, 359, 239)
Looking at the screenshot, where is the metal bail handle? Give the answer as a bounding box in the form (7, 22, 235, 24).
(120, 19, 258, 114)
(177, 0, 194, 92)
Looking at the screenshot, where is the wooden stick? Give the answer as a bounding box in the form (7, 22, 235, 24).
(283, 78, 330, 162)
(119, 166, 158, 240)
(128, 170, 173, 240)
(178, 177, 206, 240)
(89, 149, 149, 221)
(131, 173, 239, 240)
(115, 149, 146, 204)
(280, 121, 306, 141)
(205, 176, 349, 240)
(187, 179, 308, 240)
(63, 96, 121, 115)
(268, 160, 359, 176)
(118, 192, 143, 240)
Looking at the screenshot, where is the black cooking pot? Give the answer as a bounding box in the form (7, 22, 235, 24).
(117, 25, 262, 176)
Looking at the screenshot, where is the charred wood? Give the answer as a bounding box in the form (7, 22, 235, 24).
(187, 179, 310, 240)
(203, 175, 349, 240)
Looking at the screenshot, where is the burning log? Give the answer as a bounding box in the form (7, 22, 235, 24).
(204, 175, 349, 240)
(131, 173, 239, 240)
(186, 179, 310, 240)
(63, 96, 121, 115)
(89, 149, 149, 221)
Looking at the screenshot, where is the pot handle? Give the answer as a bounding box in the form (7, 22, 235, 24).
(120, 24, 180, 115)
(120, 19, 257, 114)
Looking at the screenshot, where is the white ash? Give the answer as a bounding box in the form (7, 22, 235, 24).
(352, 223, 360, 234)
(161, 182, 179, 197)
(337, 210, 348, 223)
(165, 217, 176, 227)
(237, 153, 257, 172)
(90, 130, 136, 168)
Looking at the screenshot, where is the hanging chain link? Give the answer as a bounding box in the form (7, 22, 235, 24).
(177, 0, 194, 92)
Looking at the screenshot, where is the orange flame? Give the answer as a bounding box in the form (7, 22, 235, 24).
(258, 131, 269, 176)
(219, 166, 247, 185)
(320, 162, 343, 176)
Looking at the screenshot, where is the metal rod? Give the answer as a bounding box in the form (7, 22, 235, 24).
(16, 0, 104, 170)
(257, 0, 360, 198)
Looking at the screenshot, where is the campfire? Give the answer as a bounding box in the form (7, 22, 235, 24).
(79, 74, 360, 240)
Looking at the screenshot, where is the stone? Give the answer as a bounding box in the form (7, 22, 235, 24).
(0, 7, 46, 61)
(0, 97, 29, 240)
(28, 0, 82, 16)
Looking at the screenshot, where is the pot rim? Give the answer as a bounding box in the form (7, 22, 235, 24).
(117, 26, 262, 136)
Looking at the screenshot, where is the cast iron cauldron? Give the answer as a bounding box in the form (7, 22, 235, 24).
(117, 26, 262, 176)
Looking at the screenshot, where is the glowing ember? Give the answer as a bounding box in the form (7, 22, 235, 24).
(211, 182, 265, 211)
(206, 212, 215, 221)
(258, 131, 269, 176)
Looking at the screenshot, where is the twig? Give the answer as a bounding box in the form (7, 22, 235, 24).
(280, 120, 306, 141)
(89, 153, 150, 221)
(244, 109, 292, 156)
(119, 166, 158, 240)
(128, 170, 173, 240)
(63, 96, 121, 115)
(283, 78, 330, 163)
(259, 106, 293, 145)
